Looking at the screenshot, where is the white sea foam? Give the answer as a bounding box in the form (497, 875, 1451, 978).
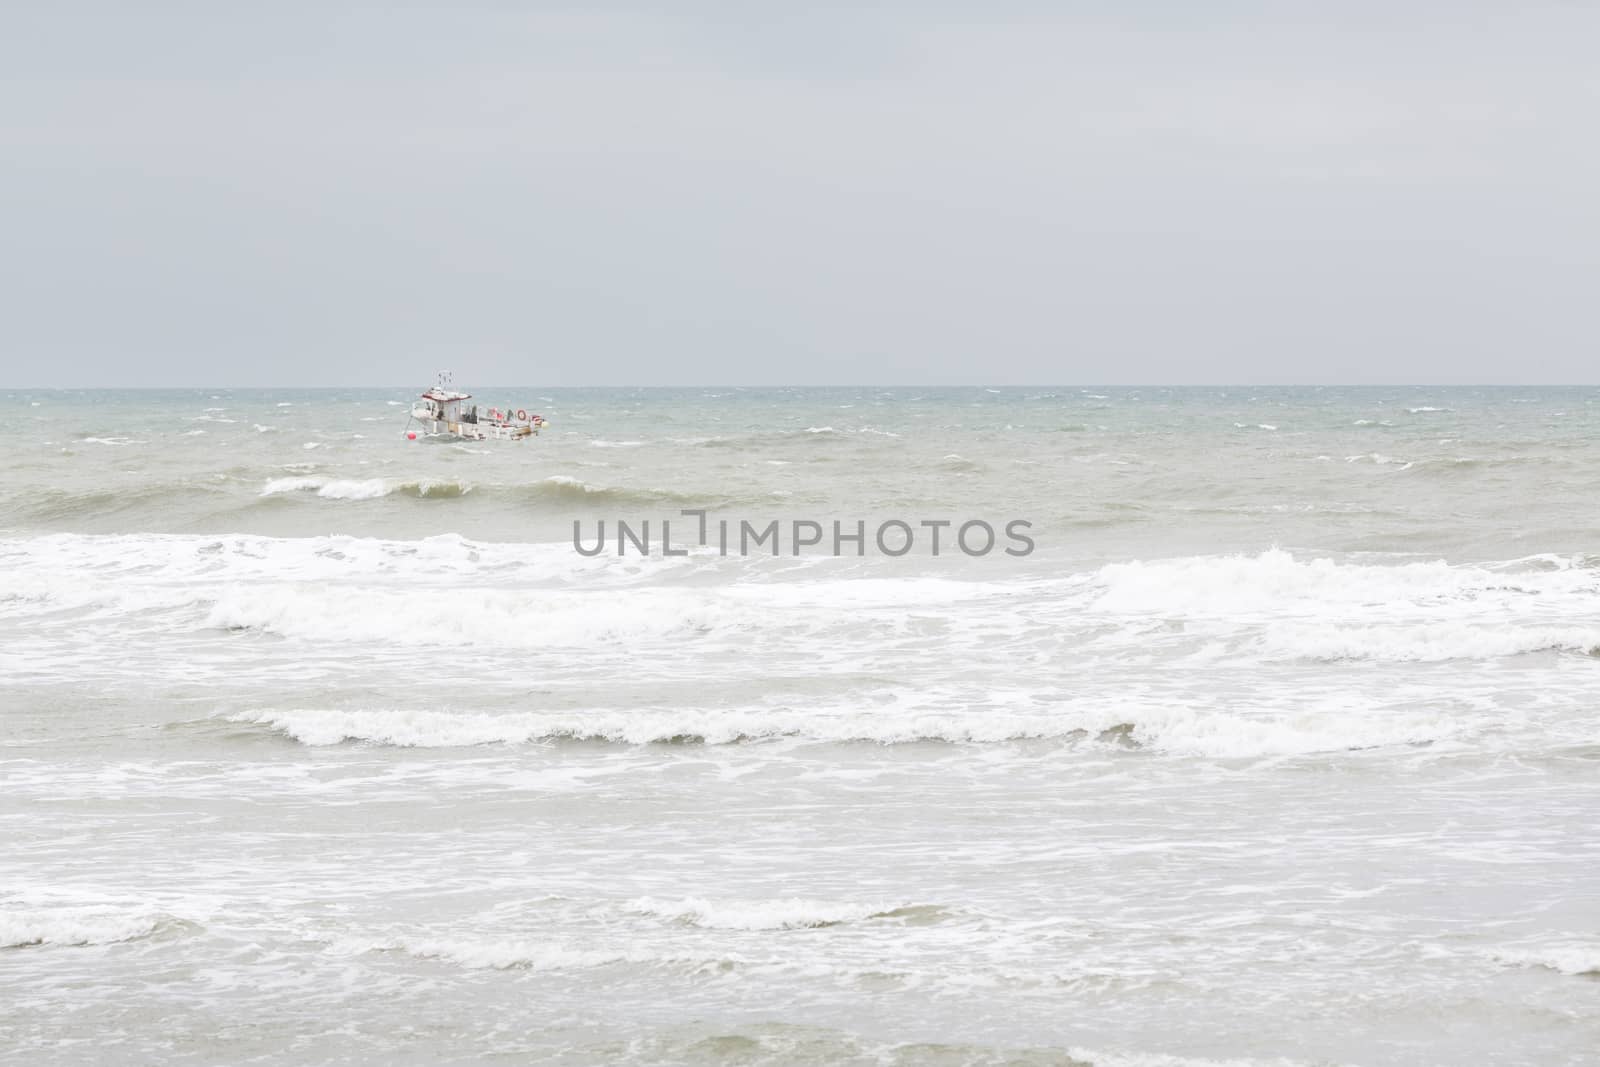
(197, 569, 1018, 652)
(205, 581, 728, 646)
(9, 395, 1595, 1060)
(6, 537, 1598, 678)
(1065, 1051, 1318, 1067)
(231, 701, 1468, 757)
(0, 907, 177, 948)
(261, 477, 387, 499)
(1093, 548, 1593, 615)
(1487, 941, 1600, 976)
(322, 934, 693, 971)
(258, 477, 470, 500)
(1264, 622, 1600, 662)
(0, 532, 641, 597)
(623, 897, 927, 930)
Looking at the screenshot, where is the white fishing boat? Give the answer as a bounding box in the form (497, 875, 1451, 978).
(404, 374, 547, 441)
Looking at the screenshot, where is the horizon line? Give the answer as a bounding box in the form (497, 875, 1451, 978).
(7, 383, 1600, 392)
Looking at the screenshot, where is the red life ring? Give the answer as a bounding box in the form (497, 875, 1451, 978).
(516, 409, 527, 422)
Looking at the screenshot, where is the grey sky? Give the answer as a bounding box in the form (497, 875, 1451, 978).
(2, 2, 1596, 386)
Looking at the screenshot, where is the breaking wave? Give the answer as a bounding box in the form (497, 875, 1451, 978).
(6, 476, 748, 528)
(252, 474, 731, 508)
(322, 934, 715, 972)
(259, 477, 472, 500)
(229, 704, 1465, 758)
(622, 897, 946, 930)
(1487, 941, 1600, 977)
(519, 475, 712, 506)
(0, 907, 188, 949)
(8, 536, 1600, 672)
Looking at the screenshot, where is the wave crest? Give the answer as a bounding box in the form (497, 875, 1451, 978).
(230, 705, 1461, 758)
(321, 934, 708, 972)
(623, 897, 945, 930)
(259, 477, 471, 500)
(1488, 941, 1600, 976)
(0, 908, 188, 949)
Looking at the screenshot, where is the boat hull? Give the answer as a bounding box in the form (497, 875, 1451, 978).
(412, 417, 535, 441)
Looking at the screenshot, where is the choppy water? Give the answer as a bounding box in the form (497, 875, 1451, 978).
(3, 386, 1598, 1066)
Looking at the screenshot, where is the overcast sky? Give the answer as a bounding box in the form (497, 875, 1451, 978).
(2, 2, 1596, 386)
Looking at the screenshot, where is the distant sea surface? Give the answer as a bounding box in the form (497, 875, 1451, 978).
(3, 387, 1598, 1066)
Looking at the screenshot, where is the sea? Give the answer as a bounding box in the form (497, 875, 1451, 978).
(2, 386, 1597, 1066)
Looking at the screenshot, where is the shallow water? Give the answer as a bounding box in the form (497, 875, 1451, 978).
(3, 387, 1598, 1065)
